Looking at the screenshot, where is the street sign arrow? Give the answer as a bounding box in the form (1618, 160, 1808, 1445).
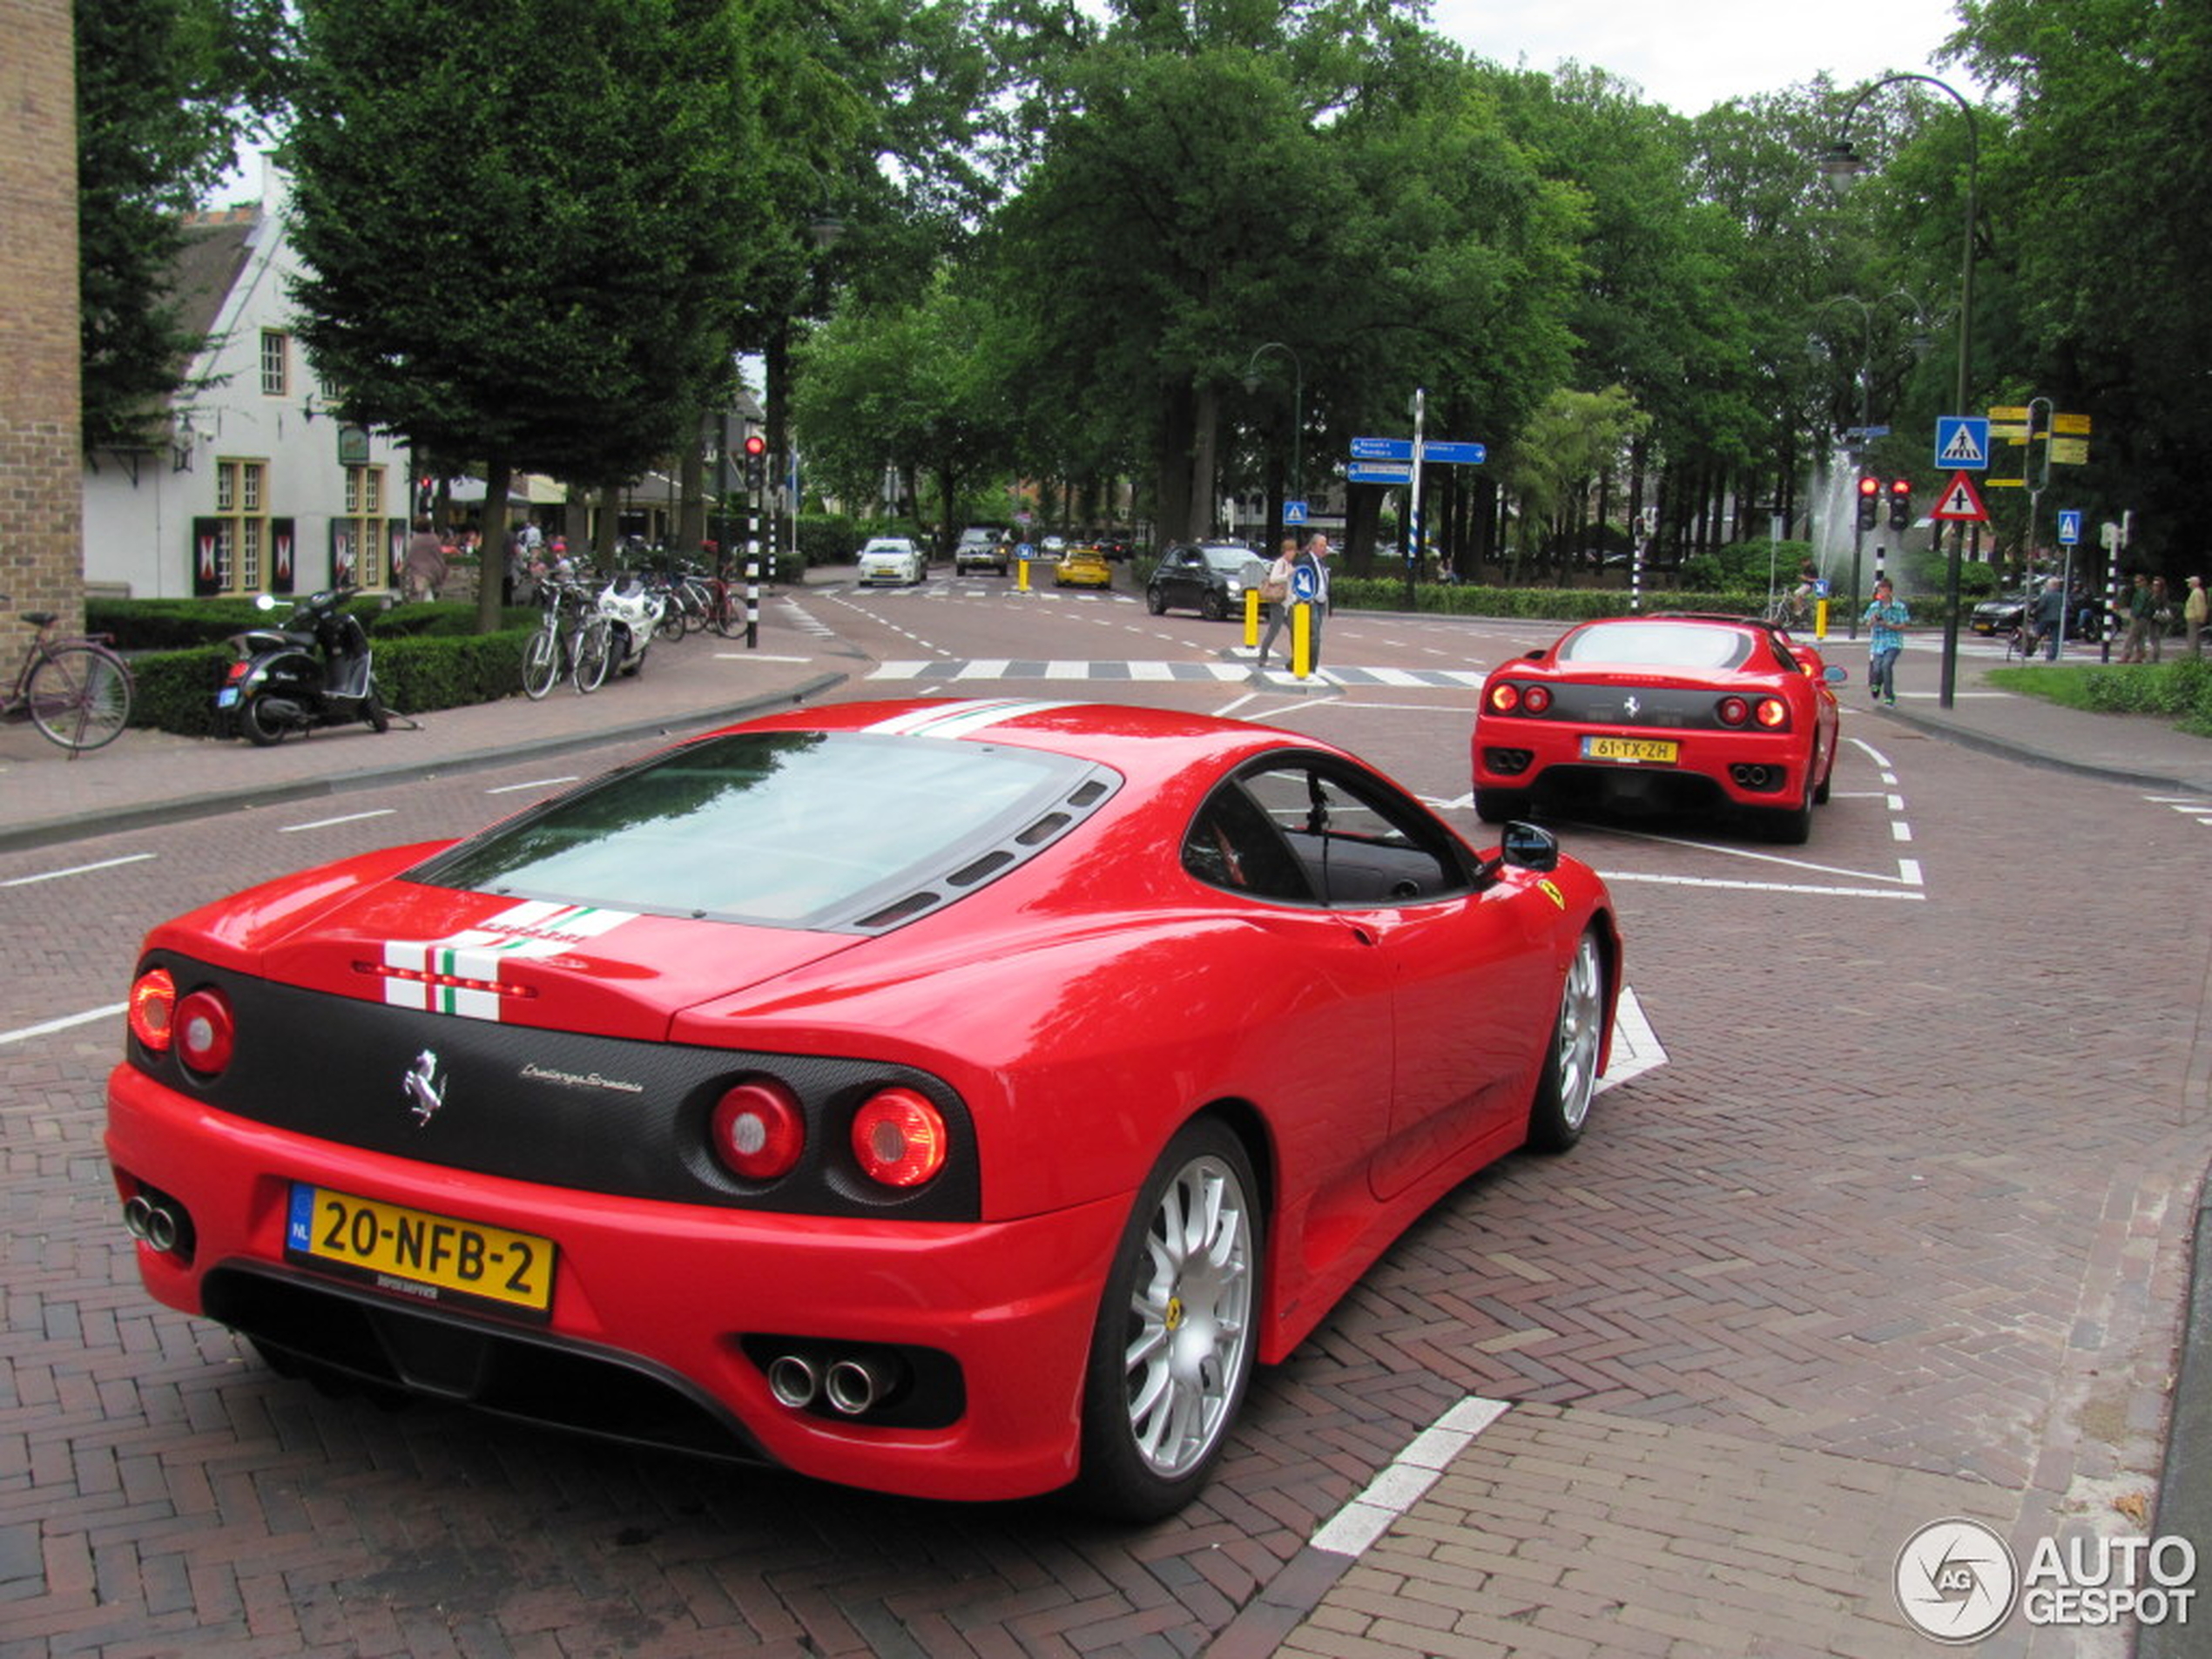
(1421, 440, 1487, 465)
(1350, 436, 1413, 461)
(1347, 461, 1413, 485)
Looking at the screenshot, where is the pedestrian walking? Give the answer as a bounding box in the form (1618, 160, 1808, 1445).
(2030, 577, 2066, 661)
(2186, 575, 2208, 658)
(1253, 537, 1298, 671)
(2148, 576, 2172, 663)
(1863, 576, 1908, 706)
(2120, 573, 2155, 664)
(402, 517, 448, 603)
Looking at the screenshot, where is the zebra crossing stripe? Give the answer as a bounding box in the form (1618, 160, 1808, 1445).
(869, 659, 1487, 689)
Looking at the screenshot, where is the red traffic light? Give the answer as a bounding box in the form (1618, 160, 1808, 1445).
(1858, 475, 1881, 497)
(1888, 477, 1911, 497)
(742, 434, 766, 458)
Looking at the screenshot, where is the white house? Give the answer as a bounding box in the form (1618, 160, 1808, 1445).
(81, 170, 416, 600)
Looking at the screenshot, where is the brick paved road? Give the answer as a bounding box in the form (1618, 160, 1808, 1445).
(4, 597, 2208, 1656)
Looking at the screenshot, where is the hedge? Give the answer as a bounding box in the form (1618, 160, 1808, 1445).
(124, 624, 537, 738)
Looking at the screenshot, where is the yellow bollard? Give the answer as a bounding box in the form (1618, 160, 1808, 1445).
(1814, 597, 1829, 639)
(1016, 557, 1030, 593)
(1244, 587, 1261, 648)
(1291, 601, 1312, 678)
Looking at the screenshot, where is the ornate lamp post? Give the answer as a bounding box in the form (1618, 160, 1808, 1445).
(1242, 341, 1305, 510)
(1815, 289, 1931, 636)
(1822, 74, 1979, 708)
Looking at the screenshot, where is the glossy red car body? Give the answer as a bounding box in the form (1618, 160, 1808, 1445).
(1472, 614, 1844, 844)
(107, 698, 1619, 1512)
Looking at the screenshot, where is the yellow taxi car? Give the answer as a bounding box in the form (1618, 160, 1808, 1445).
(1053, 544, 1115, 590)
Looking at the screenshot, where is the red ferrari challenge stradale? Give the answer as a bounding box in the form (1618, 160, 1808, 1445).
(108, 699, 1620, 1519)
(1473, 614, 1846, 844)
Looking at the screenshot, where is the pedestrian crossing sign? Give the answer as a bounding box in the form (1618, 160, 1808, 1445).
(1930, 471, 1990, 523)
(1934, 415, 1991, 470)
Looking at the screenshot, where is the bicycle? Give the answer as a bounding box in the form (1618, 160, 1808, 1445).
(1762, 593, 1812, 631)
(2, 598, 136, 755)
(519, 582, 610, 698)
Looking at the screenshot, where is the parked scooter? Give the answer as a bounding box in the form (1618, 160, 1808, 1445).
(216, 586, 389, 745)
(596, 573, 668, 679)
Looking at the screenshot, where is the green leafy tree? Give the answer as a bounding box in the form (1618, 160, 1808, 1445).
(792, 269, 1022, 548)
(75, 0, 287, 452)
(285, 0, 769, 626)
(1950, 0, 2212, 560)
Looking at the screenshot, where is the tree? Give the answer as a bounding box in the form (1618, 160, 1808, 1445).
(285, 0, 770, 627)
(1950, 0, 2212, 560)
(792, 269, 1022, 545)
(75, 0, 286, 453)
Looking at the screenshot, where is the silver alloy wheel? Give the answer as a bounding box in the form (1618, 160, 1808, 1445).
(1121, 1151, 1255, 1479)
(1554, 930, 1603, 1134)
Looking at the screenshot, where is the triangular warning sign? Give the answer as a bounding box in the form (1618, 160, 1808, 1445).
(1938, 420, 1986, 466)
(1931, 471, 1989, 523)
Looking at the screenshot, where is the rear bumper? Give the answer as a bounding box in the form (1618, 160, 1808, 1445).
(1474, 725, 1811, 812)
(106, 1063, 1121, 1502)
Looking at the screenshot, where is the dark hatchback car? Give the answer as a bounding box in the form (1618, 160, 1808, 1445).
(1970, 590, 2033, 636)
(1146, 543, 1268, 620)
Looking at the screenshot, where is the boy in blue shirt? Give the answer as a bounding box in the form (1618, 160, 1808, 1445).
(1863, 577, 1909, 706)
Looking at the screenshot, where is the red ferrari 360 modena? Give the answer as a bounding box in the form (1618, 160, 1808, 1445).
(108, 698, 1619, 1518)
(1473, 614, 1846, 844)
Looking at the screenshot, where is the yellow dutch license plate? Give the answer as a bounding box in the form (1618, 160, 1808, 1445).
(1581, 735, 1679, 764)
(286, 1184, 556, 1319)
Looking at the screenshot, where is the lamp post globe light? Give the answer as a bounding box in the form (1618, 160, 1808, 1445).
(1822, 73, 1980, 709)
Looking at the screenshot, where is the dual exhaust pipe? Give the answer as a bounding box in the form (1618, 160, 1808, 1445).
(765, 1349, 904, 1419)
(123, 1190, 189, 1256)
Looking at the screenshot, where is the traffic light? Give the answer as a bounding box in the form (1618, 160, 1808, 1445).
(1888, 477, 1912, 530)
(742, 432, 767, 492)
(1857, 475, 1881, 531)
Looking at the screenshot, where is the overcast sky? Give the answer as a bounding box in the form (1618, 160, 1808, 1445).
(1426, 0, 1972, 114)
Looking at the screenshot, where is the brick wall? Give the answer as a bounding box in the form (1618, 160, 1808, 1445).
(0, 0, 85, 649)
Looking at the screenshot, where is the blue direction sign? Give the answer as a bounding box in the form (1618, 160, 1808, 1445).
(1284, 500, 1309, 525)
(1422, 440, 1487, 465)
(2057, 509, 2083, 546)
(1347, 461, 1413, 485)
(1935, 415, 1991, 471)
(1349, 436, 1486, 465)
(1351, 436, 1413, 461)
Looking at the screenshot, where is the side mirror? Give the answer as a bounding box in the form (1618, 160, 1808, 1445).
(1824, 664, 1848, 684)
(1500, 821, 1560, 873)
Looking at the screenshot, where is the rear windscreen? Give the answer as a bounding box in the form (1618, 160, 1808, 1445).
(408, 731, 1116, 930)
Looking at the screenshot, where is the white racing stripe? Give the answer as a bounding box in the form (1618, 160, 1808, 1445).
(381, 900, 638, 1020)
(860, 699, 1077, 739)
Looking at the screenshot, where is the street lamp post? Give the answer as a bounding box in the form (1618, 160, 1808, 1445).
(1821, 74, 1979, 709)
(1816, 289, 1932, 637)
(1243, 341, 1305, 520)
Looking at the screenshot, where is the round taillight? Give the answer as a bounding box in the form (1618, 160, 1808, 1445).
(711, 1080, 806, 1182)
(851, 1088, 948, 1189)
(1755, 698, 1789, 729)
(129, 968, 177, 1052)
(1487, 683, 1521, 714)
(1716, 696, 1749, 727)
(174, 988, 234, 1076)
(1521, 685, 1552, 714)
